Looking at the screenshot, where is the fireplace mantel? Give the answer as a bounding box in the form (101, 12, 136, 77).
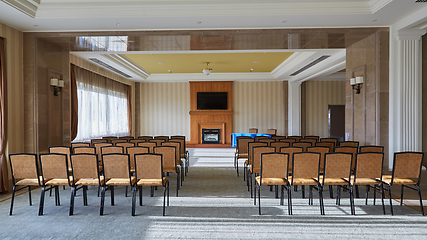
(198, 122, 226, 144)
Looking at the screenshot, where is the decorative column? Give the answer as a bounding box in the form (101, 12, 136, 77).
(397, 30, 425, 152)
(288, 81, 301, 136)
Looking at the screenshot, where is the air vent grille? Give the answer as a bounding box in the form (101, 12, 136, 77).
(89, 58, 132, 78)
(415, 0, 427, 2)
(290, 55, 331, 76)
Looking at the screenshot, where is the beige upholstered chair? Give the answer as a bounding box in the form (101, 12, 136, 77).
(71, 142, 90, 149)
(320, 138, 338, 147)
(38, 153, 74, 215)
(271, 141, 290, 151)
(292, 142, 312, 151)
(288, 152, 322, 215)
(119, 136, 135, 141)
(154, 136, 169, 142)
(280, 146, 303, 175)
(381, 152, 424, 215)
(267, 129, 277, 135)
(91, 138, 108, 146)
(149, 139, 167, 146)
(115, 142, 135, 148)
(49, 146, 71, 170)
(137, 142, 157, 153)
(315, 141, 335, 152)
(258, 138, 276, 146)
(111, 139, 128, 145)
(133, 153, 169, 216)
(359, 145, 384, 153)
(334, 146, 358, 172)
(101, 145, 124, 155)
(102, 136, 117, 142)
(129, 139, 146, 145)
(69, 153, 105, 215)
(245, 142, 268, 183)
(339, 141, 359, 147)
(154, 146, 180, 197)
(73, 146, 96, 154)
(100, 153, 135, 215)
(162, 141, 184, 183)
(255, 152, 289, 215)
(93, 142, 113, 163)
(304, 135, 320, 142)
(169, 137, 189, 176)
(300, 138, 317, 145)
(235, 137, 254, 177)
(270, 136, 286, 141)
(9, 153, 42, 215)
(249, 146, 275, 198)
(288, 136, 303, 142)
(249, 128, 258, 133)
(126, 146, 149, 173)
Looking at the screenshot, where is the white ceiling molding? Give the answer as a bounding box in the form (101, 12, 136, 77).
(309, 71, 346, 81)
(370, 0, 393, 13)
(1, 0, 38, 18)
(271, 52, 317, 79)
(145, 72, 276, 83)
(101, 54, 150, 80)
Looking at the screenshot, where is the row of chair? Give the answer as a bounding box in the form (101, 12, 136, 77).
(9, 144, 185, 216)
(253, 151, 424, 216)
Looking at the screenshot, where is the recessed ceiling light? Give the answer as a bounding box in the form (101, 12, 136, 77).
(197, 21, 202, 24)
(282, 20, 287, 23)
(254, 61, 259, 63)
(115, 23, 120, 26)
(372, 19, 377, 22)
(34, 25, 39, 27)
(158, 63, 164, 65)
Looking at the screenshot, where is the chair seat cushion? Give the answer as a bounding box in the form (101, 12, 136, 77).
(289, 177, 318, 185)
(237, 154, 248, 159)
(163, 167, 180, 173)
(345, 177, 379, 185)
(137, 177, 168, 186)
(106, 176, 136, 186)
(317, 176, 349, 185)
(16, 177, 44, 186)
(380, 176, 417, 185)
(256, 176, 287, 186)
(76, 176, 105, 186)
(46, 178, 73, 186)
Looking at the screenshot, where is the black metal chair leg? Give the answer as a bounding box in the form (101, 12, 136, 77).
(70, 187, 75, 216)
(336, 185, 341, 205)
(83, 186, 88, 206)
(365, 185, 370, 205)
(319, 186, 324, 215)
(139, 186, 143, 206)
(302, 186, 305, 199)
(288, 186, 292, 215)
(381, 184, 386, 215)
(275, 185, 279, 198)
(9, 186, 16, 215)
(309, 186, 313, 205)
(28, 186, 32, 206)
(373, 185, 377, 205)
(100, 187, 105, 216)
(38, 186, 46, 216)
(355, 185, 360, 198)
(280, 185, 284, 206)
(388, 186, 393, 215)
(236, 156, 239, 177)
(176, 171, 179, 197)
(163, 185, 167, 216)
(125, 186, 128, 197)
(55, 186, 61, 206)
(132, 186, 137, 216)
(167, 182, 170, 206)
(400, 185, 404, 206)
(110, 186, 115, 206)
(417, 185, 424, 216)
(258, 184, 261, 215)
(329, 185, 333, 198)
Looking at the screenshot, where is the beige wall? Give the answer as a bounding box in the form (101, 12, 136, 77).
(140, 82, 191, 140)
(1, 23, 24, 187)
(233, 81, 285, 135)
(305, 80, 346, 138)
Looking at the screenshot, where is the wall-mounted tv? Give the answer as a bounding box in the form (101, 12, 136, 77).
(197, 92, 228, 110)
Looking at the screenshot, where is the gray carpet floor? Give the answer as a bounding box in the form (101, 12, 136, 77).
(1, 148, 426, 239)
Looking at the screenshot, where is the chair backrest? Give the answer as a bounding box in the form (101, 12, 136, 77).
(260, 152, 289, 179)
(91, 139, 107, 146)
(280, 146, 303, 171)
(101, 145, 124, 155)
(354, 152, 384, 179)
(162, 141, 181, 165)
(304, 135, 320, 142)
(71, 142, 90, 149)
(249, 128, 258, 133)
(320, 138, 338, 146)
(73, 146, 96, 154)
(300, 138, 317, 145)
(129, 139, 146, 145)
(170, 135, 186, 140)
(315, 141, 335, 152)
(135, 153, 163, 180)
(254, 136, 269, 142)
(252, 146, 275, 172)
(101, 153, 132, 181)
(292, 142, 312, 151)
(334, 146, 358, 171)
(154, 136, 169, 142)
(292, 152, 321, 180)
(248, 142, 268, 165)
(236, 137, 254, 155)
(271, 141, 290, 151)
(111, 139, 128, 145)
(288, 136, 302, 142)
(39, 153, 69, 183)
(339, 141, 359, 147)
(306, 146, 330, 169)
(119, 136, 134, 141)
(115, 142, 135, 148)
(258, 138, 276, 146)
(267, 129, 277, 135)
(154, 146, 177, 172)
(102, 136, 117, 142)
(49, 146, 71, 167)
(93, 142, 113, 160)
(171, 138, 186, 157)
(126, 146, 149, 169)
(9, 153, 39, 184)
(70, 153, 100, 181)
(138, 136, 153, 141)
(359, 145, 384, 153)
(392, 152, 424, 182)
(322, 153, 352, 182)
(279, 138, 296, 144)
(137, 142, 157, 153)
(270, 136, 286, 141)
(149, 139, 166, 146)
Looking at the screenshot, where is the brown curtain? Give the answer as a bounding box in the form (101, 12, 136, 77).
(127, 85, 132, 135)
(70, 64, 78, 141)
(0, 38, 8, 192)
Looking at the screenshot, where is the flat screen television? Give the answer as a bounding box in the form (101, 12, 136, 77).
(197, 92, 228, 110)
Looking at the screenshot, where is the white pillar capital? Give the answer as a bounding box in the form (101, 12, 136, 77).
(397, 29, 426, 41)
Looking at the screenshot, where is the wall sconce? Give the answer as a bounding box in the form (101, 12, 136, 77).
(50, 78, 64, 96)
(350, 76, 363, 94)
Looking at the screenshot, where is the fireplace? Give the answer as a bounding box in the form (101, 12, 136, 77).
(202, 129, 221, 144)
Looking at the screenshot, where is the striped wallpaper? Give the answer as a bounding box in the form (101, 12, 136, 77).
(1, 23, 24, 156)
(305, 80, 346, 138)
(140, 82, 191, 140)
(233, 81, 285, 135)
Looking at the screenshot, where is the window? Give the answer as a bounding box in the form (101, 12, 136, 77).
(73, 66, 129, 142)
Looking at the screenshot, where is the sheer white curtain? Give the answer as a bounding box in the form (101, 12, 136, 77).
(74, 66, 129, 142)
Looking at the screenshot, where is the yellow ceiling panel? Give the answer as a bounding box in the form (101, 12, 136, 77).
(124, 52, 294, 74)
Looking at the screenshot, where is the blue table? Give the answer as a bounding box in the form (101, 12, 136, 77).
(231, 133, 273, 147)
